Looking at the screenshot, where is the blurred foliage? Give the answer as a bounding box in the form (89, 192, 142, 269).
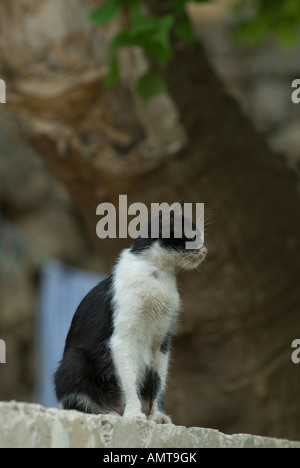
(90, 0, 209, 100)
(90, 0, 300, 100)
(235, 0, 300, 46)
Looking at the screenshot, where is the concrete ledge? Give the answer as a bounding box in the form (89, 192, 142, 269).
(0, 402, 299, 448)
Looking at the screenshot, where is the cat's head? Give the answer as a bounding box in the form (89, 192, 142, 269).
(131, 200, 207, 271)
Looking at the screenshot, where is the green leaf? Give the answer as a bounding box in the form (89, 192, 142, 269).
(151, 15, 175, 41)
(108, 29, 131, 55)
(110, 13, 174, 65)
(129, 13, 157, 34)
(174, 15, 195, 43)
(137, 15, 174, 65)
(105, 55, 120, 89)
(129, 11, 174, 37)
(136, 68, 167, 102)
(168, 0, 189, 15)
(90, 0, 120, 26)
(123, 0, 141, 6)
(147, 41, 173, 65)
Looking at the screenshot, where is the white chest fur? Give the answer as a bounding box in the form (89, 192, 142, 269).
(110, 248, 180, 369)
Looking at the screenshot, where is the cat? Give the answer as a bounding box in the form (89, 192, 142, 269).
(54, 201, 207, 423)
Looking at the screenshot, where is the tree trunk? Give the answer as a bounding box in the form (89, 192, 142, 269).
(1, 0, 300, 440)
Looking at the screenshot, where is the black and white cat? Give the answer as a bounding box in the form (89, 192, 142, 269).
(54, 201, 207, 424)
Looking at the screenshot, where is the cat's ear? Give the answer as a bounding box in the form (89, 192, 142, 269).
(179, 199, 185, 208)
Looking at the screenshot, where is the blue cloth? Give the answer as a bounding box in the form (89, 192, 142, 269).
(34, 260, 105, 408)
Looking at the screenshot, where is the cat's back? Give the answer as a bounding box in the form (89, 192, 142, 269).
(64, 276, 114, 352)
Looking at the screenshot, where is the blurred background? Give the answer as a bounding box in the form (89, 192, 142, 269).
(1, 0, 300, 441)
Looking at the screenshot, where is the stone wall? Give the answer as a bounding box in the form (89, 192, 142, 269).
(0, 402, 299, 448)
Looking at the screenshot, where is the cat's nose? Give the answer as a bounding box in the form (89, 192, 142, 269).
(202, 247, 208, 256)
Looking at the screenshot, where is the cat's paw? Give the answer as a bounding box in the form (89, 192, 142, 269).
(149, 412, 172, 424)
(123, 410, 147, 421)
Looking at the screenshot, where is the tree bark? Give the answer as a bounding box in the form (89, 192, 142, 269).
(1, 0, 300, 439)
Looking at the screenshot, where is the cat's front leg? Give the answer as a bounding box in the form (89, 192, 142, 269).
(110, 337, 147, 421)
(148, 350, 172, 424)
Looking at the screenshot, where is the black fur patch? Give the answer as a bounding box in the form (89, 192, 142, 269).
(160, 333, 172, 354)
(54, 276, 122, 412)
(61, 394, 94, 414)
(138, 368, 161, 411)
(131, 214, 198, 255)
